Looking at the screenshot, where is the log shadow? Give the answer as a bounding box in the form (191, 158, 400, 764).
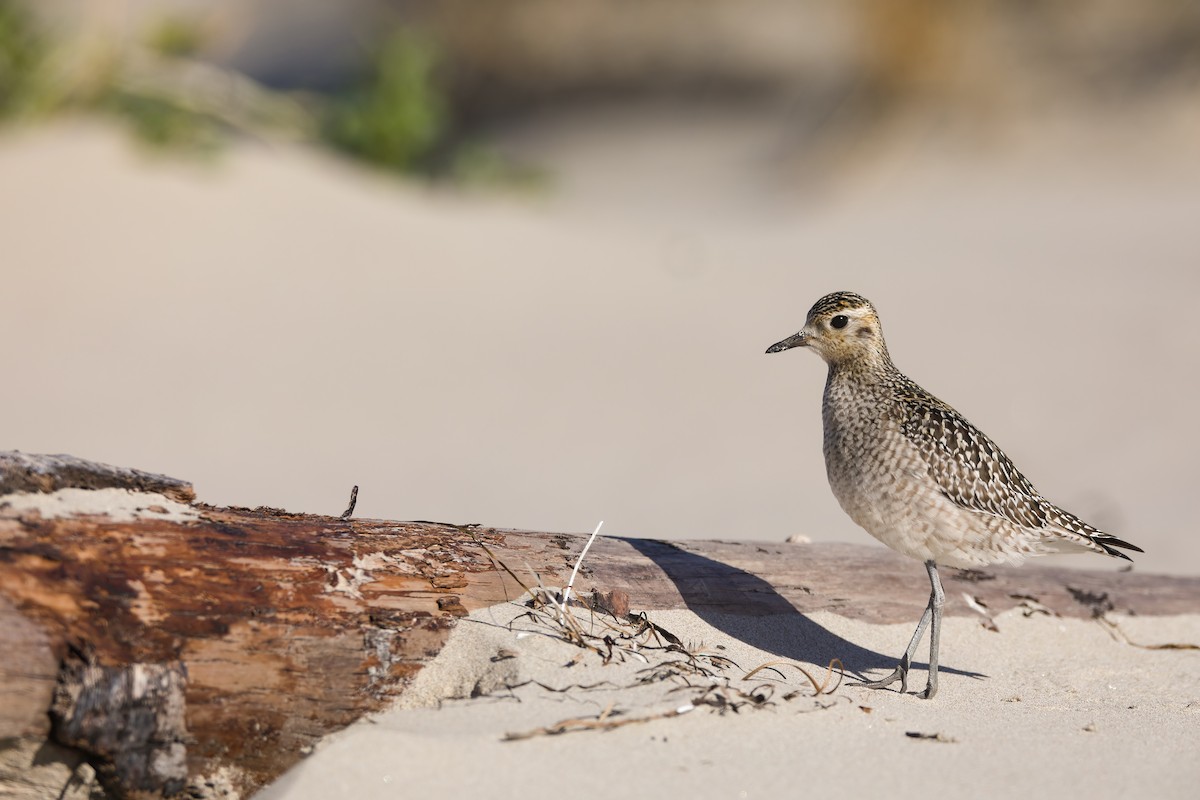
(623, 538, 984, 684)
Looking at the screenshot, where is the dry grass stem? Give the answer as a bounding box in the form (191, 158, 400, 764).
(470, 532, 540, 605)
(476, 531, 848, 741)
(503, 704, 695, 741)
(742, 659, 845, 695)
(962, 592, 1000, 632)
(1097, 615, 1200, 650)
(561, 520, 604, 610)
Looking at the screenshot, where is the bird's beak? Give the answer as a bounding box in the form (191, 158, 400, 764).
(766, 331, 807, 354)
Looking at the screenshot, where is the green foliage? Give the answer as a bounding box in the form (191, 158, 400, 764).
(147, 16, 206, 59)
(449, 142, 547, 191)
(322, 34, 446, 172)
(103, 89, 223, 153)
(0, 1, 46, 118)
(108, 16, 218, 152)
(0, 12, 520, 182)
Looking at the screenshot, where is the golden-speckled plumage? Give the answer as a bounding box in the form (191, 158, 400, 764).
(775, 290, 1138, 568)
(767, 291, 1141, 697)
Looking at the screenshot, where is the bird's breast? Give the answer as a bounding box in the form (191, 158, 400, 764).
(821, 376, 929, 541)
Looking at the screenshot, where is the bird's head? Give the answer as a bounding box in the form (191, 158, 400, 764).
(766, 291, 890, 369)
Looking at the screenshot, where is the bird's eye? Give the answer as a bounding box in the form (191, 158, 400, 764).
(830, 315, 849, 329)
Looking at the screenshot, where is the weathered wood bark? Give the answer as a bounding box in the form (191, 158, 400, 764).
(0, 452, 195, 503)
(1, 453, 1197, 798)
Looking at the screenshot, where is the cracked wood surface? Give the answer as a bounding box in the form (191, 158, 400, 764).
(2, 490, 1197, 797)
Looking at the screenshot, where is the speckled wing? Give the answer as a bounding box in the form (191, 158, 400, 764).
(895, 391, 1051, 527)
(890, 385, 1139, 559)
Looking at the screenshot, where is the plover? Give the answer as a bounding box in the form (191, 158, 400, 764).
(766, 291, 1141, 698)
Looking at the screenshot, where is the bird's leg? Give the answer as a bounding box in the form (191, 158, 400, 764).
(859, 560, 944, 698)
(859, 605, 931, 693)
(920, 560, 945, 699)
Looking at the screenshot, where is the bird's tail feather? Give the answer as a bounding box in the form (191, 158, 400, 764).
(1092, 533, 1143, 561)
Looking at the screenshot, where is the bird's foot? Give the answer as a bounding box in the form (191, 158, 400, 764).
(857, 664, 937, 699)
(856, 665, 908, 694)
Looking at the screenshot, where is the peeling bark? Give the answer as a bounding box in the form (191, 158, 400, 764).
(51, 649, 189, 798)
(0, 452, 194, 503)
(0, 504, 487, 797)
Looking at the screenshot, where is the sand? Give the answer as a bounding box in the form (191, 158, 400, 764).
(2, 104, 1199, 798)
(258, 600, 1200, 799)
(2, 114, 1199, 576)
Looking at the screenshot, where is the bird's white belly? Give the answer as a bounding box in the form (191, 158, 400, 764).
(823, 410, 1013, 567)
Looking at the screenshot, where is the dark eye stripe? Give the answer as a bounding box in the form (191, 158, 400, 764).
(831, 315, 849, 329)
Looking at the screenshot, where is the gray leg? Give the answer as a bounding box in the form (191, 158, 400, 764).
(858, 603, 932, 694)
(920, 561, 945, 699)
(859, 560, 944, 699)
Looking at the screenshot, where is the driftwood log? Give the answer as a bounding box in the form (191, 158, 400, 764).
(1, 453, 1197, 799)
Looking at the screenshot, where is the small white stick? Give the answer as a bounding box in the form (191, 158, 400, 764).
(560, 520, 604, 612)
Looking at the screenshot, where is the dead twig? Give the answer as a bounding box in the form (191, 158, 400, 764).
(963, 592, 999, 632)
(1066, 586, 1114, 618)
(628, 613, 684, 647)
(560, 521, 604, 610)
(474, 529, 848, 737)
(673, 681, 778, 714)
(1096, 615, 1200, 651)
(1010, 593, 1057, 617)
(339, 485, 358, 520)
(905, 731, 958, 743)
(742, 658, 845, 696)
(470, 532, 542, 607)
(503, 679, 621, 693)
(503, 703, 695, 741)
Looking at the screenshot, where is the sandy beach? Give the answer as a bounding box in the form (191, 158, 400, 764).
(260, 599, 1200, 799)
(2, 79, 1199, 800)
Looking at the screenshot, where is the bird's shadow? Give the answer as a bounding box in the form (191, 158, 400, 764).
(623, 538, 985, 686)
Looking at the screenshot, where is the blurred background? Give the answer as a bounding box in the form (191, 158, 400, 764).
(2, 0, 1198, 574)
